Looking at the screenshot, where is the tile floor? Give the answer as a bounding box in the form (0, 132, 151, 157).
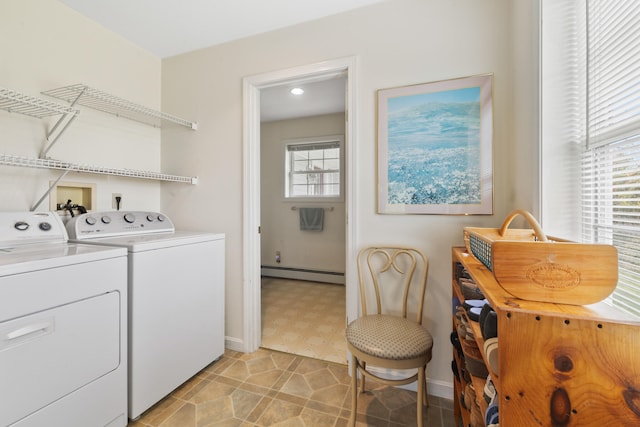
(128, 348, 455, 427)
(129, 278, 454, 426)
(261, 278, 347, 365)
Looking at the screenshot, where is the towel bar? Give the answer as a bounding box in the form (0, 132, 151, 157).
(291, 206, 334, 211)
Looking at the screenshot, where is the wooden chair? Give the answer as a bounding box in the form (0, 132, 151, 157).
(346, 246, 433, 426)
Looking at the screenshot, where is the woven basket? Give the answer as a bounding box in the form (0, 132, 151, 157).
(464, 210, 618, 305)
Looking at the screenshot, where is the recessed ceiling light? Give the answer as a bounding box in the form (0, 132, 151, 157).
(290, 87, 304, 95)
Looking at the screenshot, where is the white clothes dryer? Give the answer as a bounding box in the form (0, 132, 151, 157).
(66, 211, 225, 419)
(0, 211, 128, 427)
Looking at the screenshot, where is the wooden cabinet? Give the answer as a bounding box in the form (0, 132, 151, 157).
(451, 247, 640, 427)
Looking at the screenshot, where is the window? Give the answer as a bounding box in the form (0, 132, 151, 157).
(284, 136, 343, 199)
(582, 0, 640, 316)
(542, 0, 640, 317)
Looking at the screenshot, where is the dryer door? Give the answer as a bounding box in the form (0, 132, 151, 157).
(0, 291, 121, 426)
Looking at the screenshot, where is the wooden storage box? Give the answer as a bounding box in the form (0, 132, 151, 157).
(464, 210, 618, 305)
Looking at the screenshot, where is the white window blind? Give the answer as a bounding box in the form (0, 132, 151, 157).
(582, 0, 640, 316)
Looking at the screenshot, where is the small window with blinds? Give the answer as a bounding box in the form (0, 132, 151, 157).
(582, 0, 640, 317)
(284, 136, 343, 200)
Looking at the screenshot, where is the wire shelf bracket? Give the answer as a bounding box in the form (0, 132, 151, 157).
(0, 87, 80, 158)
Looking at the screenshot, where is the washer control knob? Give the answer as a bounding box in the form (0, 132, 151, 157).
(146, 215, 155, 222)
(124, 213, 136, 224)
(101, 216, 111, 224)
(85, 216, 97, 226)
(39, 222, 52, 231)
(157, 214, 165, 222)
(14, 221, 29, 231)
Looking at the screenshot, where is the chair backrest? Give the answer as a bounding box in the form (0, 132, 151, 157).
(356, 246, 429, 324)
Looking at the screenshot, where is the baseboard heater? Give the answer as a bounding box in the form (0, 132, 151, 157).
(261, 266, 345, 285)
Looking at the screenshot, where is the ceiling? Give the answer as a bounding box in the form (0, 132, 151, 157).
(57, 0, 373, 121)
(57, 0, 384, 59)
(259, 75, 346, 122)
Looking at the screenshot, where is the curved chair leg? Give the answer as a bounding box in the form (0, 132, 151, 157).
(349, 355, 358, 427)
(417, 367, 425, 427)
(360, 361, 366, 393)
(423, 366, 429, 407)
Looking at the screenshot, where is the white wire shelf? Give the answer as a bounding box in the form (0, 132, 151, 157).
(42, 84, 198, 130)
(0, 87, 78, 118)
(0, 154, 198, 184)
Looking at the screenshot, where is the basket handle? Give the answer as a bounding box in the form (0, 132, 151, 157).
(499, 209, 548, 241)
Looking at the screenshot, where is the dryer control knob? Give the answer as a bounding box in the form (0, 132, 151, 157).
(14, 221, 29, 231)
(85, 216, 97, 226)
(157, 214, 165, 222)
(39, 222, 52, 231)
(124, 213, 136, 224)
(101, 216, 111, 224)
(146, 215, 155, 222)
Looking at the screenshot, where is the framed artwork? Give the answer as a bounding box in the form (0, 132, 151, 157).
(377, 74, 493, 215)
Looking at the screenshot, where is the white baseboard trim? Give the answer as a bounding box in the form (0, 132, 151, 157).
(425, 379, 454, 400)
(224, 336, 244, 352)
(363, 366, 454, 400)
(261, 266, 345, 285)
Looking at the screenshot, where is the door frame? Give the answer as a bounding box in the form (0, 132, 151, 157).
(242, 56, 359, 352)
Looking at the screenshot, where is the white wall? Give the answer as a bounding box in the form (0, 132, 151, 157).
(0, 0, 542, 401)
(0, 0, 544, 401)
(0, 0, 162, 215)
(511, 0, 541, 218)
(161, 0, 540, 397)
(260, 113, 346, 276)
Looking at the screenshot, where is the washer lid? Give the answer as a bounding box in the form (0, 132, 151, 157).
(0, 243, 126, 277)
(69, 230, 225, 252)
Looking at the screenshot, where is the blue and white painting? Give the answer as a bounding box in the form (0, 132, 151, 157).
(386, 86, 481, 206)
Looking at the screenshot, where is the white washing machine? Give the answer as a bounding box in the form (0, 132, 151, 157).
(66, 211, 225, 420)
(0, 211, 128, 427)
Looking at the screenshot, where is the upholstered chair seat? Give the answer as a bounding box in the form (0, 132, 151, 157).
(346, 314, 433, 361)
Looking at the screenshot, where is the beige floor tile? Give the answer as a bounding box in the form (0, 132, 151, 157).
(189, 381, 236, 404)
(311, 383, 350, 409)
(195, 397, 234, 425)
(130, 333, 454, 427)
(256, 398, 304, 425)
(221, 360, 251, 381)
(246, 369, 286, 389)
(300, 407, 339, 426)
(158, 402, 196, 427)
(261, 279, 346, 365)
(281, 373, 314, 399)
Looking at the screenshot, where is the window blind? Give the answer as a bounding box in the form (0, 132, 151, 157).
(286, 141, 340, 152)
(582, 0, 640, 316)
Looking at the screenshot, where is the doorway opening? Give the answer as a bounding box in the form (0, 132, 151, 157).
(242, 57, 359, 355)
(259, 75, 347, 363)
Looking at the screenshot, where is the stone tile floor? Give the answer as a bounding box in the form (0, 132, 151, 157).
(128, 348, 455, 427)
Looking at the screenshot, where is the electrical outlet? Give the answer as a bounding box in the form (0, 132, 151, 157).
(112, 193, 122, 210)
(275, 251, 281, 263)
